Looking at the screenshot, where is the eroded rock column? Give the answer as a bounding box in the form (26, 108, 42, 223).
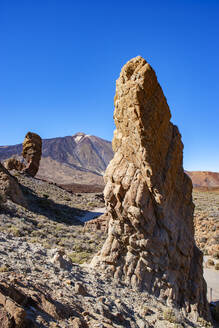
(91, 56, 208, 318)
(22, 132, 42, 177)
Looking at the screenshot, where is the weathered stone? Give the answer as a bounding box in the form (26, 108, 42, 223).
(84, 213, 109, 232)
(22, 132, 42, 177)
(51, 249, 72, 271)
(2, 132, 42, 177)
(91, 56, 209, 319)
(72, 317, 88, 328)
(0, 282, 27, 327)
(0, 309, 12, 328)
(0, 279, 77, 326)
(74, 282, 88, 296)
(4, 157, 25, 172)
(0, 163, 26, 207)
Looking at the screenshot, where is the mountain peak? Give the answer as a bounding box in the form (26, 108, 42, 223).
(73, 132, 86, 137)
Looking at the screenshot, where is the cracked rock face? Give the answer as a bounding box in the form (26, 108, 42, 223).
(91, 56, 209, 318)
(22, 132, 42, 177)
(0, 163, 26, 207)
(4, 157, 25, 172)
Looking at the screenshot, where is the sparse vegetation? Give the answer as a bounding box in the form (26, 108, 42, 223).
(193, 190, 219, 257)
(0, 265, 10, 272)
(163, 308, 178, 323)
(8, 226, 23, 237)
(215, 263, 219, 270)
(0, 173, 106, 262)
(68, 251, 91, 264)
(213, 252, 219, 259)
(207, 259, 214, 266)
(43, 193, 49, 199)
(197, 317, 213, 327)
(0, 167, 216, 328)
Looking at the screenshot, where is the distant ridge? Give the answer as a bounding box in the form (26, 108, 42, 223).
(0, 132, 113, 185)
(0, 133, 218, 189)
(185, 170, 219, 189)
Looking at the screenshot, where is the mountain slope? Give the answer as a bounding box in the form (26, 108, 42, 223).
(1, 133, 219, 188)
(186, 171, 219, 189)
(0, 132, 113, 185)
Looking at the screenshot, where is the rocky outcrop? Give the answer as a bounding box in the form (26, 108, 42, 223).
(85, 213, 109, 232)
(91, 57, 209, 319)
(22, 132, 42, 177)
(0, 279, 78, 327)
(2, 132, 42, 178)
(4, 157, 25, 172)
(0, 163, 26, 207)
(0, 132, 113, 185)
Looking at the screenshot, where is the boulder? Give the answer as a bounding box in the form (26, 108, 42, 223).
(4, 157, 25, 172)
(22, 132, 42, 177)
(0, 279, 77, 327)
(84, 213, 109, 232)
(0, 163, 26, 207)
(91, 57, 209, 319)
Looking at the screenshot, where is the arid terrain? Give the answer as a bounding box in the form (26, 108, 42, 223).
(0, 132, 113, 186)
(1, 134, 219, 193)
(186, 171, 219, 189)
(193, 189, 219, 260)
(0, 57, 218, 327)
(0, 172, 217, 327)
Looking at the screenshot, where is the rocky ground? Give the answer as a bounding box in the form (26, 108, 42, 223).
(193, 189, 219, 264)
(1, 231, 211, 328)
(0, 172, 107, 265)
(0, 173, 217, 327)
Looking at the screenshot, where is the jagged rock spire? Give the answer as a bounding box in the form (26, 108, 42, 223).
(91, 56, 209, 319)
(22, 132, 42, 177)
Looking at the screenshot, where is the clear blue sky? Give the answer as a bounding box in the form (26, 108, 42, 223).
(0, 0, 218, 171)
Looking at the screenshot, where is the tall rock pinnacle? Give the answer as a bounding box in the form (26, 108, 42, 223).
(91, 57, 209, 318)
(22, 132, 42, 177)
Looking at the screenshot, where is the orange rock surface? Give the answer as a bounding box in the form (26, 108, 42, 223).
(91, 56, 209, 319)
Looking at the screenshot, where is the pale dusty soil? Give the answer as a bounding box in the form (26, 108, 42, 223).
(193, 191, 219, 307)
(193, 190, 219, 260)
(0, 231, 213, 328)
(0, 173, 216, 327)
(0, 172, 107, 264)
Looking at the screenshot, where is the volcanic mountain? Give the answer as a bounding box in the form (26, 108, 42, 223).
(0, 133, 218, 190)
(0, 132, 113, 188)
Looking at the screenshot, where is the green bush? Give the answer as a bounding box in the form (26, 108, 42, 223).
(213, 252, 219, 259)
(68, 251, 91, 264)
(163, 308, 183, 324)
(0, 265, 9, 272)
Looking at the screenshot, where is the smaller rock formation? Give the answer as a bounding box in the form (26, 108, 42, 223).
(0, 279, 77, 327)
(4, 157, 25, 172)
(2, 132, 42, 178)
(22, 132, 42, 177)
(0, 163, 26, 207)
(84, 213, 109, 232)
